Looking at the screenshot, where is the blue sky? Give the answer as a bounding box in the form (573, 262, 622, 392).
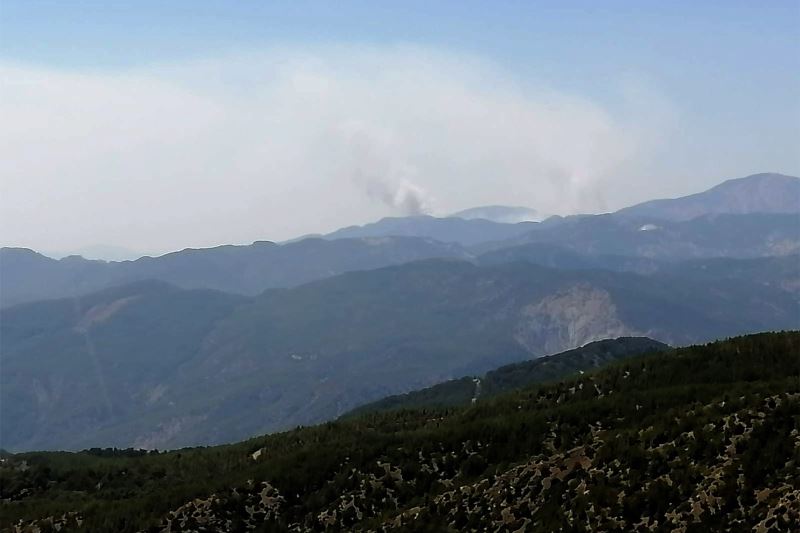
(4, 2, 797, 87)
(1, 1, 799, 253)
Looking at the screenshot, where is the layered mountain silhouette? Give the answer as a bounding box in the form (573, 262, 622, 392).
(0, 237, 468, 308)
(2, 258, 797, 451)
(0, 172, 798, 453)
(3, 173, 798, 309)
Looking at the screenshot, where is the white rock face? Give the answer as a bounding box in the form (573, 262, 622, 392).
(74, 296, 140, 333)
(513, 283, 638, 355)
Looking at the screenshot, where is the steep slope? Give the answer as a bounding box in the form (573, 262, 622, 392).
(347, 337, 670, 415)
(2, 259, 797, 451)
(3, 333, 799, 532)
(1, 281, 247, 452)
(0, 236, 469, 308)
(615, 172, 800, 221)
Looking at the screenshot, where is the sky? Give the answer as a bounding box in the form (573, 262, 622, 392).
(1, 1, 799, 256)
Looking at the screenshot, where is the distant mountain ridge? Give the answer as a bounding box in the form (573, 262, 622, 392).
(2, 213, 797, 309)
(478, 212, 800, 259)
(323, 214, 538, 245)
(44, 244, 150, 262)
(616, 172, 800, 221)
(0, 236, 469, 308)
(449, 205, 546, 223)
(2, 172, 798, 308)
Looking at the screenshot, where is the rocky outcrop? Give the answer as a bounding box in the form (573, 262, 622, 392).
(382, 394, 800, 532)
(157, 481, 284, 532)
(514, 284, 639, 355)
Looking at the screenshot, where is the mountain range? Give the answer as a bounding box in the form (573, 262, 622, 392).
(0, 172, 799, 453)
(2, 173, 799, 309)
(2, 257, 797, 451)
(0, 237, 468, 309)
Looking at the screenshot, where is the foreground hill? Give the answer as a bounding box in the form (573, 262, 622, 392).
(2, 258, 798, 452)
(347, 337, 670, 416)
(2, 332, 798, 532)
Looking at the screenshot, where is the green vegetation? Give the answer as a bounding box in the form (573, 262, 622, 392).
(2, 331, 798, 532)
(347, 337, 669, 415)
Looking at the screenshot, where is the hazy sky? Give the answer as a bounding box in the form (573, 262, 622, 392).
(2, 1, 799, 255)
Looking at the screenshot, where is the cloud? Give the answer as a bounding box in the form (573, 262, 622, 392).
(0, 46, 677, 252)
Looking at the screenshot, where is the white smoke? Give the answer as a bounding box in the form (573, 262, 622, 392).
(340, 119, 434, 215)
(363, 178, 433, 216)
(0, 46, 679, 252)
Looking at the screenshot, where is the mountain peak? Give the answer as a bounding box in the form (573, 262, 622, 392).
(449, 205, 546, 223)
(711, 172, 799, 190)
(616, 172, 800, 221)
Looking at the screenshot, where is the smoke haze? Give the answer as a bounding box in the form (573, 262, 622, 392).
(0, 46, 795, 253)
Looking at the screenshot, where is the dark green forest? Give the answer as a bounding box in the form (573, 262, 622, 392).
(348, 336, 670, 415)
(2, 331, 799, 532)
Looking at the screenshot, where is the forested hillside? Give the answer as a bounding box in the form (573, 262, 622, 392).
(348, 337, 670, 415)
(2, 332, 798, 532)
